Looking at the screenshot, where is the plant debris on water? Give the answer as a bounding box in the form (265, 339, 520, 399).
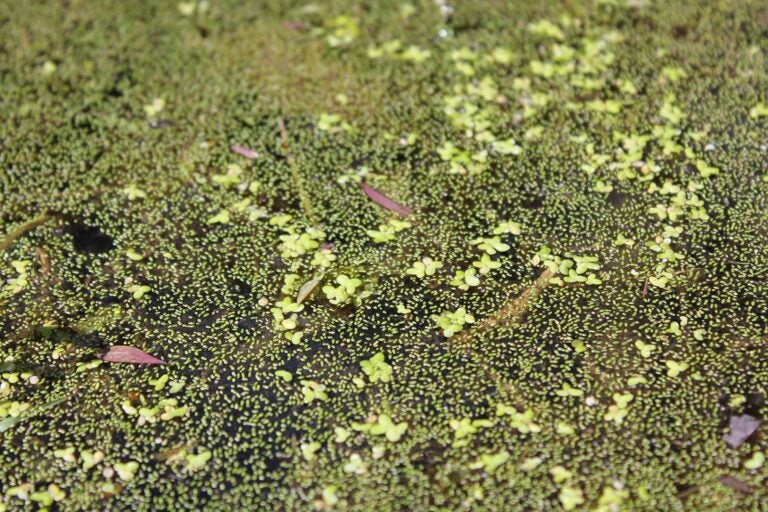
(359, 183, 414, 217)
(99, 346, 167, 366)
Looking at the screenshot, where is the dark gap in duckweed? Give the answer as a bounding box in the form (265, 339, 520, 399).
(67, 222, 115, 254)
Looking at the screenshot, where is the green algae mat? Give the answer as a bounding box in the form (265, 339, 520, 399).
(2, 0, 768, 510)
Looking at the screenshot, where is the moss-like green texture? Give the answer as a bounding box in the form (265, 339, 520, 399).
(2, 0, 768, 510)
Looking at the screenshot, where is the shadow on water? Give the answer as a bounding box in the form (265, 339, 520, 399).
(67, 222, 115, 254)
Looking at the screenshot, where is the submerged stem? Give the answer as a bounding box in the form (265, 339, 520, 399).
(448, 268, 555, 404)
(278, 117, 318, 226)
(450, 267, 554, 349)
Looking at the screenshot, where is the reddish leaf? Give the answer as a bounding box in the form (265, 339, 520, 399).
(100, 345, 166, 365)
(723, 414, 762, 448)
(230, 145, 259, 159)
(281, 20, 307, 31)
(719, 475, 750, 494)
(360, 183, 413, 217)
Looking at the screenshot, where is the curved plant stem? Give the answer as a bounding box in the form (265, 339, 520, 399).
(0, 213, 56, 251)
(449, 268, 555, 404)
(278, 117, 318, 226)
(450, 268, 554, 350)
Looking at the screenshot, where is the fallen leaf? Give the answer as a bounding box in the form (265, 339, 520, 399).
(719, 475, 750, 494)
(360, 183, 413, 217)
(155, 445, 188, 461)
(281, 20, 307, 31)
(230, 145, 259, 159)
(297, 275, 324, 304)
(674, 484, 699, 500)
(724, 414, 762, 448)
(100, 345, 166, 365)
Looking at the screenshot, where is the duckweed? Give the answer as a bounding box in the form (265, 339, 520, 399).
(1, 1, 767, 510)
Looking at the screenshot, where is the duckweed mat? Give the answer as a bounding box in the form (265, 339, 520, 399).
(1, 1, 768, 510)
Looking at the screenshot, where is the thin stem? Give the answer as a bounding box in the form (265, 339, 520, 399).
(450, 267, 554, 349)
(447, 268, 555, 405)
(0, 213, 56, 251)
(278, 117, 318, 226)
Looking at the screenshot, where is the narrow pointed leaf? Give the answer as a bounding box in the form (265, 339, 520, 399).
(297, 275, 324, 304)
(719, 475, 750, 493)
(100, 345, 166, 365)
(360, 183, 413, 216)
(231, 145, 259, 159)
(723, 414, 762, 448)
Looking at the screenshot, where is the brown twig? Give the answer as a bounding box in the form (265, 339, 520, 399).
(0, 213, 56, 251)
(450, 268, 555, 350)
(35, 247, 51, 280)
(447, 268, 555, 407)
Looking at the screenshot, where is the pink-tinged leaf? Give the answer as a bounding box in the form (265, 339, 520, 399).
(230, 145, 259, 159)
(100, 345, 166, 365)
(359, 183, 413, 217)
(281, 20, 307, 31)
(723, 414, 762, 448)
(719, 475, 750, 494)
